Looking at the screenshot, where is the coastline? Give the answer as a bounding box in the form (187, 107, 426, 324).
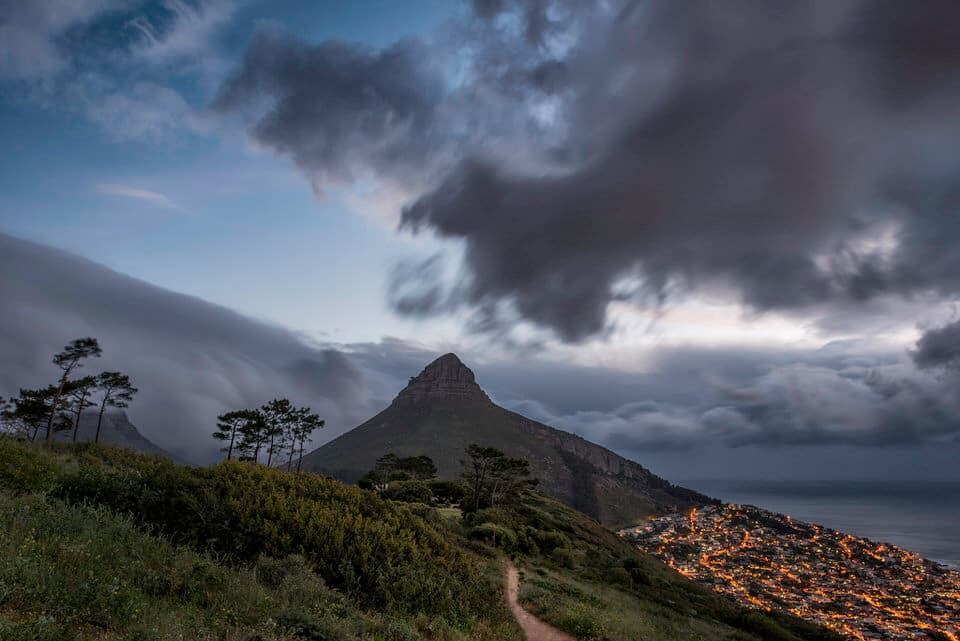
(680, 479, 960, 569)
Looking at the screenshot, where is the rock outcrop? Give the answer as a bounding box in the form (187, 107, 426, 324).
(393, 353, 491, 405)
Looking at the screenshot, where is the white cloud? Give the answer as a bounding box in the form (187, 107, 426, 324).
(128, 0, 237, 69)
(0, 0, 120, 80)
(96, 182, 185, 212)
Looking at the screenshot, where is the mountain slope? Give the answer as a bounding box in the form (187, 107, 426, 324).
(52, 411, 178, 460)
(301, 353, 712, 526)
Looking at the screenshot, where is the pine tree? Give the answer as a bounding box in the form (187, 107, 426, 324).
(93, 372, 137, 444)
(214, 410, 259, 460)
(237, 410, 267, 462)
(8, 387, 68, 441)
(261, 399, 293, 467)
(65, 375, 97, 442)
(46, 338, 101, 441)
(289, 408, 324, 472)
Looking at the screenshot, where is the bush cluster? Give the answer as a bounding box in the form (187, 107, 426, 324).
(49, 458, 496, 622)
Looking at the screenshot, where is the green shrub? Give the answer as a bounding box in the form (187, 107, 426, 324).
(570, 615, 604, 641)
(275, 610, 348, 641)
(383, 479, 433, 504)
(531, 528, 570, 554)
(550, 547, 576, 569)
(51, 460, 496, 621)
(427, 479, 467, 505)
(0, 618, 80, 641)
(468, 523, 519, 552)
(0, 437, 59, 492)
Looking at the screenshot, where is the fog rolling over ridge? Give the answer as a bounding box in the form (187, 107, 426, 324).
(4, 230, 960, 482)
(0, 232, 373, 463)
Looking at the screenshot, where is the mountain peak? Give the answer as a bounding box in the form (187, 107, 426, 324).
(393, 353, 491, 405)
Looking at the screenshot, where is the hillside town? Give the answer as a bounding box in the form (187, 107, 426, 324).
(621, 505, 960, 641)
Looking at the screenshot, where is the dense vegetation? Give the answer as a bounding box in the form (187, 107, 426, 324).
(0, 438, 517, 641)
(0, 438, 841, 641)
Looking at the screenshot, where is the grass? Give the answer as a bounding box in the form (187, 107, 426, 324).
(0, 437, 841, 641)
(0, 437, 521, 641)
(0, 493, 374, 640)
(518, 564, 744, 641)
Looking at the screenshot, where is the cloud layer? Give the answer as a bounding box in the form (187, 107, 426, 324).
(0, 0, 230, 142)
(2, 232, 958, 477)
(0, 232, 374, 462)
(345, 336, 960, 456)
(216, 0, 960, 342)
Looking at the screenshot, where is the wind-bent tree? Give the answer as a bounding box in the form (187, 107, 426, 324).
(240, 410, 267, 463)
(461, 445, 503, 512)
(261, 398, 294, 467)
(94, 372, 137, 444)
(402, 455, 438, 480)
(240, 409, 267, 463)
(7, 387, 67, 441)
(46, 338, 102, 441)
(0, 397, 11, 435)
(214, 409, 260, 460)
(461, 444, 535, 511)
(0, 395, 27, 437)
(289, 408, 324, 472)
(66, 375, 98, 442)
(218, 400, 321, 467)
(489, 456, 535, 506)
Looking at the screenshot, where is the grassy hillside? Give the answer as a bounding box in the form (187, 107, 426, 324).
(0, 437, 518, 641)
(0, 438, 840, 641)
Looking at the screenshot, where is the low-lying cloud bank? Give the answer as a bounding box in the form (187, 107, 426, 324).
(0, 232, 374, 463)
(3, 233, 958, 475)
(346, 337, 960, 454)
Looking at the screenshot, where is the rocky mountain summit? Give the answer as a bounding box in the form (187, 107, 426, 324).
(393, 353, 491, 405)
(301, 353, 713, 526)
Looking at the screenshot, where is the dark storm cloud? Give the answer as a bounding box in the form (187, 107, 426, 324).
(506, 356, 960, 452)
(213, 27, 446, 194)
(0, 232, 376, 463)
(216, 0, 960, 342)
(913, 319, 960, 370)
(400, 0, 960, 340)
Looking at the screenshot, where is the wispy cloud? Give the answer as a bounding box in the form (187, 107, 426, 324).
(96, 183, 185, 212)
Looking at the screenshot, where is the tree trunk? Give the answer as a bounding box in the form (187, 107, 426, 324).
(296, 437, 305, 473)
(72, 389, 88, 442)
(95, 398, 108, 444)
(46, 375, 68, 441)
(226, 427, 236, 461)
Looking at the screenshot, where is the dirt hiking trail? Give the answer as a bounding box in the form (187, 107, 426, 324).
(506, 561, 576, 641)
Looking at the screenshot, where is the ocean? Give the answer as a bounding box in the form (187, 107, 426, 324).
(680, 480, 960, 569)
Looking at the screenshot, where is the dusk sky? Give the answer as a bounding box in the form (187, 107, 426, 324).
(3, 0, 960, 480)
